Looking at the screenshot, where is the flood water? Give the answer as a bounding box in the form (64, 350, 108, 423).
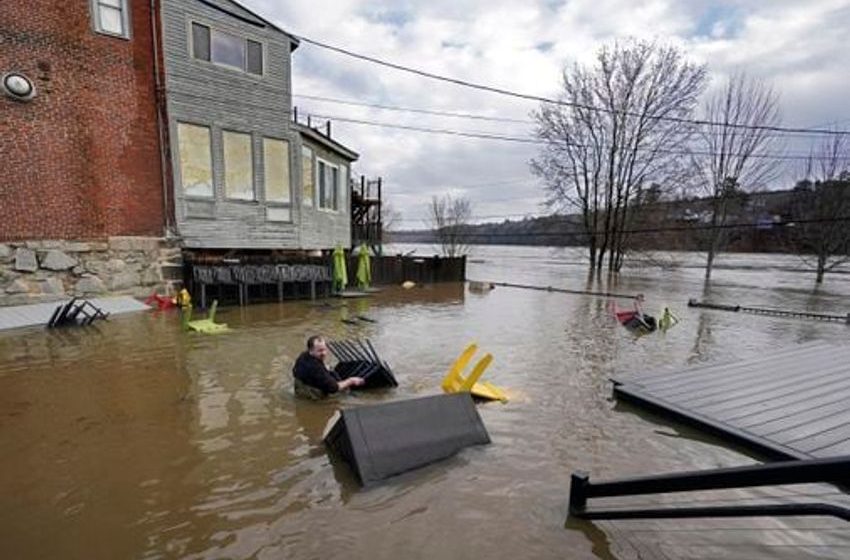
(1, 246, 849, 559)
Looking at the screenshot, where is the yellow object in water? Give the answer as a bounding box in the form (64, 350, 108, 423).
(441, 343, 509, 403)
(658, 306, 679, 332)
(174, 288, 192, 309)
(183, 300, 229, 334)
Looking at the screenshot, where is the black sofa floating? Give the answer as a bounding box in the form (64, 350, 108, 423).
(324, 393, 491, 485)
(47, 298, 109, 328)
(327, 338, 398, 389)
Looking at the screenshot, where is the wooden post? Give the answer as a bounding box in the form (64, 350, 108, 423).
(310, 279, 316, 300)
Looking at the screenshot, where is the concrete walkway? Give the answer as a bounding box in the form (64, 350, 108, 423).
(0, 296, 150, 332)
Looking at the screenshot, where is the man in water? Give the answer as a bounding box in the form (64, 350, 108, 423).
(293, 335, 364, 399)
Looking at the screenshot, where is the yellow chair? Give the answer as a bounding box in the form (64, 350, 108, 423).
(182, 300, 229, 334)
(441, 343, 508, 403)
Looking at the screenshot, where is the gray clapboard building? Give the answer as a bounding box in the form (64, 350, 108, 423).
(160, 0, 357, 250)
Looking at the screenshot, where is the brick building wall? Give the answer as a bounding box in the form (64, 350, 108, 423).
(0, 0, 166, 241)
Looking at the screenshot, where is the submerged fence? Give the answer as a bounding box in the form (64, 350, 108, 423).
(183, 254, 466, 307)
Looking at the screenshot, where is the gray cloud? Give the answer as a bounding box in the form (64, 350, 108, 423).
(243, 0, 850, 225)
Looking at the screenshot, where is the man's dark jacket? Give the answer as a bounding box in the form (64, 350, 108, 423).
(293, 351, 340, 395)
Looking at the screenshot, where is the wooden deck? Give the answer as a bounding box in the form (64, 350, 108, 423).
(613, 344, 850, 460)
(0, 296, 149, 332)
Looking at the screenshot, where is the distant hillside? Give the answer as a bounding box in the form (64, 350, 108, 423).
(388, 214, 586, 246)
(388, 189, 801, 252)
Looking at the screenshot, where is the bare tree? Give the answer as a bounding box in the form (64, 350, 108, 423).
(532, 40, 706, 274)
(428, 194, 472, 257)
(381, 201, 403, 233)
(693, 73, 782, 279)
(789, 134, 850, 283)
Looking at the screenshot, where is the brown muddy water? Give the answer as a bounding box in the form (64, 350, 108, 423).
(1, 246, 849, 560)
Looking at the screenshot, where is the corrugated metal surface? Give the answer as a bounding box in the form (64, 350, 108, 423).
(613, 344, 850, 459)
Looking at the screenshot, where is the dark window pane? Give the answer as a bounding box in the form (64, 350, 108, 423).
(192, 23, 210, 61)
(247, 40, 263, 75)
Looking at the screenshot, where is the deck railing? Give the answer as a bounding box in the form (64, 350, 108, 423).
(569, 455, 850, 521)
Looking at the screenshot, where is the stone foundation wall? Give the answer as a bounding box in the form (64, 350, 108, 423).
(0, 237, 183, 307)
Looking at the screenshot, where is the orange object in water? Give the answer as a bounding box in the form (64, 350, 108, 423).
(144, 293, 177, 310)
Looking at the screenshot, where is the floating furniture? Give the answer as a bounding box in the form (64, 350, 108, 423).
(324, 393, 491, 485)
(468, 281, 495, 293)
(327, 338, 398, 389)
(182, 300, 229, 334)
(657, 307, 679, 332)
(569, 455, 850, 522)
(335, 290, 371, 299)
(611, 301, 659, 333)
(340, 315, 377, 325)
(47, 298, 109, 328)
(144, 292, 177, 311)
(613, 343, 850, 460)
(442, 344, 509, 403)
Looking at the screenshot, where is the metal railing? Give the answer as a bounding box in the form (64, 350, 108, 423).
(569, 455, 850, 521)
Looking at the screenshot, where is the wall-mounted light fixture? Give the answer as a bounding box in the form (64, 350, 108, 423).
(2, 72, 37, 102)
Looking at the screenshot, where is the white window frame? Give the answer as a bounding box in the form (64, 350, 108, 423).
(189, 20, 265, 77)
(316, 157, 341, 213)
(91, 0, 131, 39)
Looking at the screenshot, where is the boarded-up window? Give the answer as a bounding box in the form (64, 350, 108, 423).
(192, 23, 211, 61)
(247, 40, 263, 75)
(223, 131, 254, 200)
(177, 123, 213, 198)
(263, 138, 290, 203)
(301, 146, 314, 207)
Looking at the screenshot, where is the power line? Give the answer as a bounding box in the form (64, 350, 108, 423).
(297, 92, 841, 140)
(294, 93, 530, 124)
(308, 112, 842, 161)
(294, 34, 850, 137)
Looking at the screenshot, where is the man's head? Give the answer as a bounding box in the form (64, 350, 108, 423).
(307, 335, 329, 362)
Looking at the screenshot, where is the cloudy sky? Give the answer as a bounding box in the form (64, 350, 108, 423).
(244, 0, 850, 227)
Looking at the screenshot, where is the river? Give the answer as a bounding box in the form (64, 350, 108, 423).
(1, 245, 848, 559)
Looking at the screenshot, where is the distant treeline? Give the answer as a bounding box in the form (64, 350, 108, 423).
(389, 189, 805, 253)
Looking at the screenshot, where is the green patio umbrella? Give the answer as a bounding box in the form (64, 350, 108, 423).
(332, 245, 348, 292)
(356, 244, 372, 290)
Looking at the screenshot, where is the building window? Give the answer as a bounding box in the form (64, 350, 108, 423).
(91, 0, 130, 38)
(317, 159, 340, 211)
(191, 23, 263, 75)
(340, 166, 348, 212)
(263, 138, 291, 204)
(301, 146, 314, 207)
(223, 131, 255, 200)
(177, 123, 214, 198)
